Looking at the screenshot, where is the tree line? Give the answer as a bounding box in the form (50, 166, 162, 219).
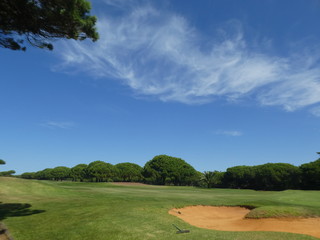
(20, 155, 200, 186)
(14, 154, 320, 190)
(0, 159, 16, 177)
(202, 158, 320, 190)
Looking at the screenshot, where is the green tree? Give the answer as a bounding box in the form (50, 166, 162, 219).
(0, 159, 16, 177)
(202, 171, 215, 188)
(143, 155, 199, 186)
(223, 166, 256, 189)
(254, 163, 301, 190)
(0, 0, 99, 51)
(70, 164, 88, 182)
(86, 161, 115, 182)
(201, 171, 224, 188)
(115, 162, 143, 182)
(300, 159, 320, 190)
(0, 170, 16, 176)
(51, 166, 70, 181)
(223, 163, 300, 190)
(35, 168, 54, 180)
(21, 172, 36, 179)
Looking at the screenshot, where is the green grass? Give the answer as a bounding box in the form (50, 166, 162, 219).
(1, 177, 320, 240)
(245, 206, 318, 219)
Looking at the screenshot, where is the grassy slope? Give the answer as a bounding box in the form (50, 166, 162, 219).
(1, 177, 320, 240)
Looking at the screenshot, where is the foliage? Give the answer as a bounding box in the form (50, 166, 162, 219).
(114, 162, 143, 182)
(223, 165, 256, 189)
(223, 163, 301, 190)
(70, 164, 88, 182)
(201, 171, 215, 188)
(253, 163, 301, 190)
(86, 161, 115, 182)
(0, 170, 15, 176)
(0, 0, 98, 51)
(0, 159, 15, 177)
(18, 155, 320, 190)
(35, 168, 54, 180)
(33, 167, 70, 181)
(300, 159, 320, 190)
(51, 166, 70, 181)
(143, 155, 199, 185)
(20, 172, 36, 179)
(201, 171, 224, 188)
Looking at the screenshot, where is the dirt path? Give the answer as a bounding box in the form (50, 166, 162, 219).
(169, 206, 320, 239)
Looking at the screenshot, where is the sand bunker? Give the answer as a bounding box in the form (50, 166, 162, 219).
(169, 206, 320, 239)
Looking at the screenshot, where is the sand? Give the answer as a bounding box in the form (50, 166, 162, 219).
(169, 206, 320, 239)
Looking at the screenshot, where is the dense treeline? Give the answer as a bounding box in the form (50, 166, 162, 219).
(300, 159, 320, 190)
(21, 155, 199, 186)
(201, 159, 320, 190)
(19, 155, 199, 186)
(221, 163, 301, 190)
(21, 161, 144, 183)
(0, 170, 16, 177)
(19, 155, 320, 190)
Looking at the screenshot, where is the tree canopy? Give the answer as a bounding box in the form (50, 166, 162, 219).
(223, 165, 256, 189)
(35, 168, 54, 180)
(0, 0, 99, 51)
(70, 164, 88, 182)
(21, 172, 36, 179)
(86, 161, 115, 182)
(0, 159, 16, 177)
(253, 163, 301, 190)
(223, 163, 301, 190)
(18, 154, 320, 191)
(300, 159, 320, 190)
(51, 166, 70, 181)
(115, 162, 143, 182)
(143, 155, 199, 186)
(201, 171, 224, 188)
(0, 170, 16, 176)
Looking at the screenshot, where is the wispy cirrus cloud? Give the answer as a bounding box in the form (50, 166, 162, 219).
(41, 121, 75, 129)
(310, 106, 320, 117)
(102, 0, 139, 9)
(55, 2, 320, 114)
(214, 130, 243, 137)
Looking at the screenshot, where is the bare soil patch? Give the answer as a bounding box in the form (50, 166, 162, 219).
(169, 206, 320, 239)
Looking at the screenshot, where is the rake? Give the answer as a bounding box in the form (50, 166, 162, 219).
(172, 224, 190, 234)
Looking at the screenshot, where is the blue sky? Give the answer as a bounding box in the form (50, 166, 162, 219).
(1, 0, 320, 174)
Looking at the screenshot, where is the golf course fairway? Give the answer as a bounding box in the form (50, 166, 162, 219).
(1, 177, 320, 240)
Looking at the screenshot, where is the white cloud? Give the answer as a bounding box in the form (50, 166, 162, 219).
(55, 3, 320, 112)
(41, 121, 75, 129)
(310, 106, 320, 117)
(102, 0, 138, 9)
(214, 130, 243, 137)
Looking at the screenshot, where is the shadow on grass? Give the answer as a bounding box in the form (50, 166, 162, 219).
(0, 202, 45, 221)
